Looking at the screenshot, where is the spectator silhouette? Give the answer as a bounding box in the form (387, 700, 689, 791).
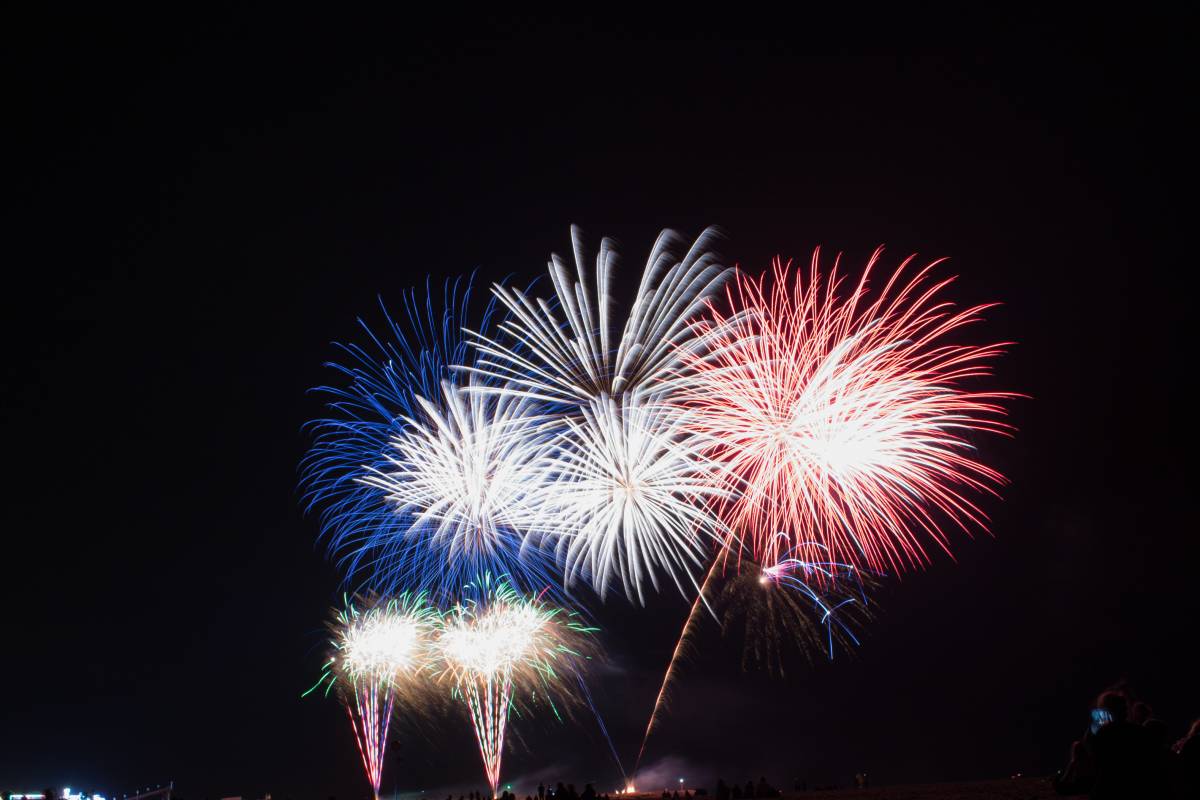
(1089, 690, 1151, 799)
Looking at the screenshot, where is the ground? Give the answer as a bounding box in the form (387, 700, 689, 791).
(778, 779, 1056, 799)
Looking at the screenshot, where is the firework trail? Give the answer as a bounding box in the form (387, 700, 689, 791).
(306, 593, 439, 800)
(727, 540, 872, 670)
(302, 277, 561, 600)
(576, 672, 628, 786)
(633, 548, 871, 775)
(632, 558, 720, 777)
(434, 575, 595, 797)
(675, 248, 1013, 574)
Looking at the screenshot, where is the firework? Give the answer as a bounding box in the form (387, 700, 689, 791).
(302, 277, 560, 599)
(633, 548, 872, 774)
(676, 248, 1013, 574)
(434, 575, 594, 796)
(723, 543, 871, 673)
(359, 380, 563, 600)
(466, 226, 729, 405)
(302, 277, 490, 589)
(539, 392, 732, 604)
(306, 594, 439, 800)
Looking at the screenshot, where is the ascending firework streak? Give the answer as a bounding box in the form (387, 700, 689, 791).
(675, 249, 1014, 574)
(435, 575, 594, 797)
(306, 594, 439, 800)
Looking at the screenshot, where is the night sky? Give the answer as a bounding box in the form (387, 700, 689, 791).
(3, 11, 1193, 800)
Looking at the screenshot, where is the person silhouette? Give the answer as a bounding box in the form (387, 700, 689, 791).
(1090, 690, 1151, 799)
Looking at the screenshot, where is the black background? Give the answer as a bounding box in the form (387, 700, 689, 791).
(3, 11, 1192, 800)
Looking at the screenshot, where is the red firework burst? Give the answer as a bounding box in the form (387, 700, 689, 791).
(676, 247, 1015, 576)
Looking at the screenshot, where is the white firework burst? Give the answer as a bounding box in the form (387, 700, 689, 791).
(540, 392, 732, 604)
(465, 225, 729, 404)
(358, 380, 558, 595)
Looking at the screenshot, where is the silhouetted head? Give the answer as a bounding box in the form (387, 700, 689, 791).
(1097, 690, 1128, 722)
(1131, 700, 1152, 724)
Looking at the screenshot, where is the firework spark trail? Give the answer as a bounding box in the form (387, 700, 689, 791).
(577, 673, 628, 785)
(461, 672, 513, 796)
(755, 541, 870, 659)
(302, 276, 565, 600)
(436, 576, 595, 797)
(359, 380, 564, 600)
(302, 277, 494, 594)
(465, 226, 729, 406)
(636, 542, 873, 774)
(306, 594, 440, 800)
(539, 392, 733, 604)
(632, 557, 721, 777)
(457, 227, 734, 604)
(675, 248, 1014, 575)
(347, 674, 395, 800)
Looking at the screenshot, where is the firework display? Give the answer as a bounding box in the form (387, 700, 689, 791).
(306, 594, 440, 799)
(540, 392, 732, 603)
(675, 249, 1011, 575)
(302, 277, 559, 599)
(434, 575, 594, 796)
(300, 229, 1013, 796)
(359, 380, 563, 600)
(466, 225, 729, 405)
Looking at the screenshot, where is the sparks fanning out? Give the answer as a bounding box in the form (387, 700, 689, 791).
(300, 232, 1016, 792)
(360, 380, 564, 600)
(540, 392, 732, 604)
(464, 227, 735, 603)
(301, 277, 560, 600)
(305, 594, 440, 800)
(727, 541, 872, 672)
(434, 575, 595, 797)
(466, 225, 730, 405)
(676, 248, 1013, 575)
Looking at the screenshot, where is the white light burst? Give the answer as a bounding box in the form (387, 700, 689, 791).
(465, 226, 729, 404)
(542, 393, 731, 603)
(341, 612, 423, 678)
(358, 381, 556, 594)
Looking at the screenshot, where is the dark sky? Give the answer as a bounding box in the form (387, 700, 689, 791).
(3, 11, 1192, 800)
